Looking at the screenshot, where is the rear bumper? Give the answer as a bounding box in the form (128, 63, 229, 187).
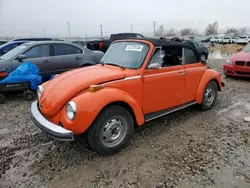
(223, 64, 250, 77)
(31, 101, 74, 141)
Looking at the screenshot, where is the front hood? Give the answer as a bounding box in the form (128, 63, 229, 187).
(40, 65, 126, 116)
(230, 51, 250, 62)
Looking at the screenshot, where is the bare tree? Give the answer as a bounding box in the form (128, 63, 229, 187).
(155, 25, 165, 37)
(180, 28, 195, 36)
(165, 28, 176, 36)
(238, 27, 247, 35)
(205, 21, 218, 36)
(225, 28, 238, 36)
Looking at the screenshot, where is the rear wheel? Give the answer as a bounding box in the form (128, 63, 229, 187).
(200, 81, 218, 110)
(87, 105, 134, 155)
(0, 93, 6, 104)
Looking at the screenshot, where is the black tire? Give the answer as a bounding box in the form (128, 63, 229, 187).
(0, 93, 6, 104)
(200, 81, 218, 110)
(87, 105, 134, 155)
(23, 90, 35, 101)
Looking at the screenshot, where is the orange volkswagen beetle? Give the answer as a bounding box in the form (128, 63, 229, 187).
(31, 39, 224, 155)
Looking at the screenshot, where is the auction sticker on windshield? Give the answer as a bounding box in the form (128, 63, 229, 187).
(125, 45, 143, 52)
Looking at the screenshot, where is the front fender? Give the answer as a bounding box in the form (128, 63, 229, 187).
(195, 69, 222, 104)
(60, 87, 144, 135)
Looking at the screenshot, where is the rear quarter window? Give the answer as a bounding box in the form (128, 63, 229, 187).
(184, 48, 198, 64)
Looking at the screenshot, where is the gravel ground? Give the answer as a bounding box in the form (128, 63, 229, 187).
(0, 59, 250, 188)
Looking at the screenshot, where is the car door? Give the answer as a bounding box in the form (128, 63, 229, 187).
(183, 47, 207, 102)
(143, 47, 186, 114)
(11, 44, 52, 76)
(52, 43, 84, 74)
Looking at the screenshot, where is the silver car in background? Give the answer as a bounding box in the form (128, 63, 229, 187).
(0, 41, 104, 79)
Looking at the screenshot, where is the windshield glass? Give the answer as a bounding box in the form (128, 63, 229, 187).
(100, 42, 149, 69)
(239, 36, 247, 39)
(243, 43, 250, 52)
(0, 44, 29, 60)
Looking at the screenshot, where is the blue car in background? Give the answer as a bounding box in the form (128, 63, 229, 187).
(0, 41, 28, 56)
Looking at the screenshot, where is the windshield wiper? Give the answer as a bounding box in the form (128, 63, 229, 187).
(104, 62, 125, 69)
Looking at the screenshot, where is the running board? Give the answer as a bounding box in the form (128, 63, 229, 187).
(144, 101, 197, 122)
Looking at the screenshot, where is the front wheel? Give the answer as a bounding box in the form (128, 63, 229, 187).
(87, 105, 134, 155)
(200, 81, 218, 110)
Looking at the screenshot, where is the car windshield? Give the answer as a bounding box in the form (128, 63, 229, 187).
(0, 44, 29, 60)
(239, 36, 247, 39)
(100, 42, 149, 69)
(243, 43, 250, 52)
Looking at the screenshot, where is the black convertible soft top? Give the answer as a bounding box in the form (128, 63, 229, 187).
(113, 38, 202, 60)
(116, 38, 197, 51)
(145, 38, 197, 50)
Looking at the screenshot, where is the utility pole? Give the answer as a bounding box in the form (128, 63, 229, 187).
(100, 25, 103, 39)
(153, 21, 156, 37)
(131, 24, 133, 32)
(42, 29, 46, 37)
(68, 22, 71, 40)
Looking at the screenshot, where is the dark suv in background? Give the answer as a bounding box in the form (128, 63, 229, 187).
(86, 33, 145, 53)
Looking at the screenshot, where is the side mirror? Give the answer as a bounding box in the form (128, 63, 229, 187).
(16, 54, 27, 61)
(148, 62, 160, 69)
(237, 48, 242, 52)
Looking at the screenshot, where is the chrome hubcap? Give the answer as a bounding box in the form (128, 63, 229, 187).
(204, 87, 215, 106)
(101, 117, 127, 147)
(201, 55, 206, 61)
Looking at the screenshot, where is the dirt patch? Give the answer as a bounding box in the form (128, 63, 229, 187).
(208, 44, 243, 52)
(0, 59, 250, 188)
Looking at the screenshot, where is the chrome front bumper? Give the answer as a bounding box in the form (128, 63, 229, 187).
(31, 101, 74, 141)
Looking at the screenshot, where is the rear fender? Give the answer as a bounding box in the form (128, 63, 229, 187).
(60, 87, 144, 135)
(195, 69, 222, 104)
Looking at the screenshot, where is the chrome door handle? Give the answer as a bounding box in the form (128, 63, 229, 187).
(178, 72, 185, 76)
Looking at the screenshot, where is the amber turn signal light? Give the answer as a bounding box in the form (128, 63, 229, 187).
(88, 85, 104, 92)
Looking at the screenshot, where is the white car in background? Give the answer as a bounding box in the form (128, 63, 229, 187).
(210, 35, 224, 43)
(237, 36, 250, 44)
(222, 36, 231, 44)
(231, 36, 238, 44)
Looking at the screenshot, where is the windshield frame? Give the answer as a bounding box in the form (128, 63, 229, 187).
(100, 41, 150, 69)
(0, 43, 30, 60)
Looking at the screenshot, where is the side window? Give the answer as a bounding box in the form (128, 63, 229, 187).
(3, 44, 18, 53)
(23, 44, 50, 59)
(183, 48, 198, 64)
(193, 42, 200, 49)
(162, 47, 183, 67)
(53, 44, 74, 56)
(148, 48, 162, 67)
(73, 46, 83, 54)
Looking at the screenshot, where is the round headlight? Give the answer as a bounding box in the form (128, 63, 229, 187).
(37, 85, 43, 98)
(226, 60, 233, 65)
(66, 101, 77, 120)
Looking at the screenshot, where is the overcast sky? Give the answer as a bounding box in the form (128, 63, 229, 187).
(0, 0, 250, 38)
